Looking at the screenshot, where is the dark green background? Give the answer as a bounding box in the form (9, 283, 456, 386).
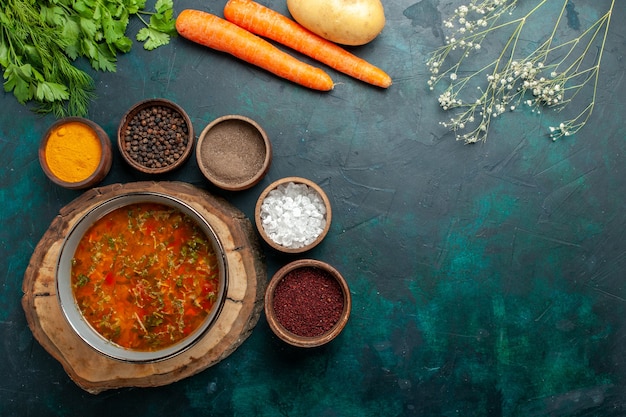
(1, 0, 625, 415)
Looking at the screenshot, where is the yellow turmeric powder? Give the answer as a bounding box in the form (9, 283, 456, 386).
(45, 121, 102, 183)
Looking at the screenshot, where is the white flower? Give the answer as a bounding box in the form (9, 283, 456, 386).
(427, 0, 611, 144)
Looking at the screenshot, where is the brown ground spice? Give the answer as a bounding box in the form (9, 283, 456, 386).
(198, 120, 266, 183)
(272, 267, 344, 337)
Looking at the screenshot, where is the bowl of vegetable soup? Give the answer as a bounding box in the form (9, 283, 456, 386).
(56, 192, 228, 362)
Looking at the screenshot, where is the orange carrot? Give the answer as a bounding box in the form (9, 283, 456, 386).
(175, 9, 334, 91)
(223, 0, 392, 88)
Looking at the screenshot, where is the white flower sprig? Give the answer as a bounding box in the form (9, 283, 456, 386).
(427, 0, 615, 143)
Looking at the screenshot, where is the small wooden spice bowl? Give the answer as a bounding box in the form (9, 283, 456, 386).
(39, 117, 113, 190)
(265, 259, 351, 348)
(196, 115, 272, 191)
(117, 98, 194, 174)
(255, 177, 331, 253)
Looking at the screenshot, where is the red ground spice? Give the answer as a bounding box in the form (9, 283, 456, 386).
(272, 267, 344, 337)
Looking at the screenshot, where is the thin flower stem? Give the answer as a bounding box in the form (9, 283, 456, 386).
(428, 0, 615, 143)
(584, 0, 614, 121)
(542, 0, 568, 55)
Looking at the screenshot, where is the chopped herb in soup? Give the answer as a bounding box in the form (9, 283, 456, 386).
(71, 202, 220, 351)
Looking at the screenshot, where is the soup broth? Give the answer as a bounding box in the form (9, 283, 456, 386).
(71, 202, 220, 351)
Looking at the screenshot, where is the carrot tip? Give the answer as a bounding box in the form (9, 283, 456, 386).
(176, 8, 335, 91)
(223, 0, 392, 90)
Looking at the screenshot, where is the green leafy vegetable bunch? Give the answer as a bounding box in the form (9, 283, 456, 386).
(0, 0, 176, 116)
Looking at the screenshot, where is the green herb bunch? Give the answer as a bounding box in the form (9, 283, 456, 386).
(0, 0, 176, 117)
(427, 0, 615, 143)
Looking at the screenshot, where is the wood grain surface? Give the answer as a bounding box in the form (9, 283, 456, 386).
(22, 181, 266, 394)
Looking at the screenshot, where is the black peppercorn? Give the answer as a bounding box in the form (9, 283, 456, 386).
(123, 105, 189, 170)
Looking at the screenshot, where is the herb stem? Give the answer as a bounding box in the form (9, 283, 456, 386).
(0, 0, 176, 116)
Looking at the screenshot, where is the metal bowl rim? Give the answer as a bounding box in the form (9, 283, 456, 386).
(56, 191, 228, 363)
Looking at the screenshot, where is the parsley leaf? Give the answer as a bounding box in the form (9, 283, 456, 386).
(136, 28, 170, 51)
(3, 64, 33, 104)
(36, 81, 70, 102)
(135, 0, 177, 50)
(0, 0, 177, 116)
(155, 0, 173, 15)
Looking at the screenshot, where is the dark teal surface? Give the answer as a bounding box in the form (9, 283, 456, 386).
(1, 0, 625, 416)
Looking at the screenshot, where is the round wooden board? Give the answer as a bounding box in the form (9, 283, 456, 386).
(21, 181, 267, 394)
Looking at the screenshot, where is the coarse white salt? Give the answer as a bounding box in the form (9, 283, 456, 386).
(260, 181, 327, 249)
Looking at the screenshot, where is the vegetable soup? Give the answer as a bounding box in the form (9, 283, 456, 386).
(71, 202, 221, 351)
